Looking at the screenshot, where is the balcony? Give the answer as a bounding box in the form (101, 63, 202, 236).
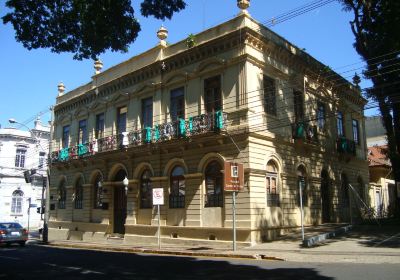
(51, 111, 227, 163)
(291, 122, 318, 143)
(336, 137, 356, 156)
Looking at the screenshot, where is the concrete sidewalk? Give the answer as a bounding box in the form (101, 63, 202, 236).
(29, 224, 400, 264)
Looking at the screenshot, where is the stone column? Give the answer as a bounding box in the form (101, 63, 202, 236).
(82, 183, 92, 222)
(66, 185, 74, 222)
(126, 179, 139, 225)
(184, 173, 203, 227)
(100, 181, 113, 225)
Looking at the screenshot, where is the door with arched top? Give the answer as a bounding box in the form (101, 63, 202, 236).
(321, 170, 331, 223)
(113, 169, 127, 234)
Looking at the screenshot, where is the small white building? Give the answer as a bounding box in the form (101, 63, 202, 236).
(0, 117, 50, 230)
(365, 116, 397, 217)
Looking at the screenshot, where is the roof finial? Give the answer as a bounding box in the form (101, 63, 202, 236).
(237, 0, 250, 15)
(58, 82, 65, 96)
(157, 25, 168, 47)
(94, 59, 103, 74)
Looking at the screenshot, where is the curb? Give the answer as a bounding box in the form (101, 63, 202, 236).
(302, 225, 353, 247)
(40, 242, 285, 261)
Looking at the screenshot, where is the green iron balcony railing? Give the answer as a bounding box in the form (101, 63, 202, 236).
(336, 137, 356, 156)
(291, 122, 318, 143)
(51, 111, 227, 163)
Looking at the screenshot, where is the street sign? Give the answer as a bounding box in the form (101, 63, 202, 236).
(224, 162, 244, 191)
(153, 188, 164, 205)
(29, 204, 37, 208)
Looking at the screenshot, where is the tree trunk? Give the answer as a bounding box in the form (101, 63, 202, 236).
(391, 101, 400, 216)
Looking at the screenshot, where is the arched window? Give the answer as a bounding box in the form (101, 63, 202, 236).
(341, 173, 350, 207)
(74, 177, 83, 209)
(266, 161, 279, 207)
(205, 161, 223, 207)
(297, 165, 308, 207)
(140, 170, 152, 208)
(93, 174, 103, 209)
(58, 180, 66, 209)
(11, 190, 24, 215)
(169, 166, 185, 208)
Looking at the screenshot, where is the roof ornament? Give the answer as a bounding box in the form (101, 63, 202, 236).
(94, 59, 103, 74)
(57, 82, 65, 96)
(237, 0, 250, 15)
(352, 72, 361, 89)
(157, 25, 168, 47)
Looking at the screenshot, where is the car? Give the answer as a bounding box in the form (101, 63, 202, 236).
(0, 222, 28, 246)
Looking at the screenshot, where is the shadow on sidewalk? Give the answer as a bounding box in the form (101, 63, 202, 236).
(351, 224, 400, 248)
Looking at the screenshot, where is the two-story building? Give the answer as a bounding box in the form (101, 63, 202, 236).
(48, 2, 369, 246)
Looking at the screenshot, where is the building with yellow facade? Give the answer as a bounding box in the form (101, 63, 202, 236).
(48, 2, 368, 246)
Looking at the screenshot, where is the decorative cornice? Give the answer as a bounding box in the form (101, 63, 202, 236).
(150, 176, 168, 182)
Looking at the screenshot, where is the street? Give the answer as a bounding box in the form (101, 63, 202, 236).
(0, 243, 399, 280)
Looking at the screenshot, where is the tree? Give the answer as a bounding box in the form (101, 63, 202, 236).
(339, 0, 400, 216)
(2, 0, 187, 60)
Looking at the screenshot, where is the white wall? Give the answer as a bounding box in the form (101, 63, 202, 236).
(0, 123, 49, 229)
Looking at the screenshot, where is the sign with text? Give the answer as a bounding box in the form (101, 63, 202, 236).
(153, 188, 164, 205)
(224, 162, 244, 192)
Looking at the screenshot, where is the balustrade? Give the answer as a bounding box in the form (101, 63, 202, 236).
(51, 111, 227, 163)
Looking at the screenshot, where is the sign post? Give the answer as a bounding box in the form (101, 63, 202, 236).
(152, 188, 164, 249)
(224, 162, 244, 251)
(299, 178, 305, 241)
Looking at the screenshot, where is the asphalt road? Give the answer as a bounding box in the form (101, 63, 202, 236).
(0, 243, 399, 280)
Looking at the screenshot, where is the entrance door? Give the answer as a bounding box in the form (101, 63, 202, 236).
(375, 189, 382, 217)
(113, 185, 127, 234)
(321, 170, 331, 223)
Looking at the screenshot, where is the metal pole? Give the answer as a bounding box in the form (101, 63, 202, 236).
(233, 191, 237, 251)
(41, 176, 45, 221)
(299, 179, 305, 241)
(43, 106, 54, 243)
(27, 198, 31, 238)
(349, 189, 353, 225)
(157, 204, 161, 249)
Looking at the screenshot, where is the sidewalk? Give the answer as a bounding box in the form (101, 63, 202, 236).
(29, 224, 400, 264)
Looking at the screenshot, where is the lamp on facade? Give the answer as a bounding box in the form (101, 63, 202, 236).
(122, 176, 129, 195)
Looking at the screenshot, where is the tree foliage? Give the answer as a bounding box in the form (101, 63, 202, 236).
(2, 0, 187, 60)
(340, 0, 400, 213)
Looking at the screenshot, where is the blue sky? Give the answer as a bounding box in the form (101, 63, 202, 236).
(0, 0, 374, 130)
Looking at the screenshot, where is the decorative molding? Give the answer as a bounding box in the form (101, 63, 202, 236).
(184, 173, 203, 179)
(150, 176, 168, 182)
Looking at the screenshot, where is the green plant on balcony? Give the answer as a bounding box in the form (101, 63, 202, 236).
(186, 33, 196, 48)
(292, 122, 306, 139)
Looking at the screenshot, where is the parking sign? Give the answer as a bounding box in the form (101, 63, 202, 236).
(153, 188, 164, 205)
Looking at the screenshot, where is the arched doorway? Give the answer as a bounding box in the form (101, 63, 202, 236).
(113, 169, 127, 235)
(321, 170, 331, 223)
(341, 173, 350, 221)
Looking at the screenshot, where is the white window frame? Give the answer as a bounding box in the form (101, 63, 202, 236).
(11, 190, 24, 215)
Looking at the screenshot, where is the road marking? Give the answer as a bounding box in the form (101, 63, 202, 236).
(43, 263, 104, 274)
(0, 255, 20, 260)
(374, 232, 400, 247)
